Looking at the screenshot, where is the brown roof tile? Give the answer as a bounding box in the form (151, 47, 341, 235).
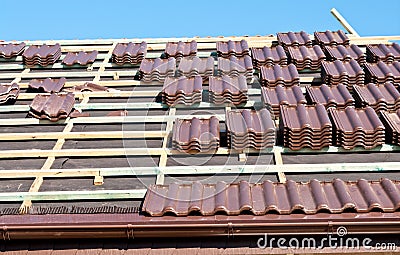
(139, 57, 176, 82)
(261, 85, 306, 118)
(366, 43, 400, 63)
(22, 44, 61, 66)
(321, 59, 364, 89)
(305, 84, 354, 109)
(29, 93, 75, 122)
(28, 78, 66, 93)
(162, 76, 203, 106)
(177, 56, 214, 80)
(287, 45, 326, 70)
(324, 44, 366, 65)
(62, 51, 98, 66)
(328, 106, 385, 149)
(353, 82, 400, 112)
(142, 179, 400, 216)
(64, 82, 110, 92)
(380, 109, 400, 145)
(172, 116, 220, 153)
(276, 31, 312, 49)
(217, 55, 253, 80)
(112, 41, 147, 65)
(216, 39, 249, 57)
(364, 61, 400, 84)
(165, 40, 197, 59)
(250, 45, 288, 68)
(259, 64, 299, 87)
(0, 83, 19, 104)
(209, 75, 248, 105)
(314, 30, 350, 46)
(0, 42, 26, 59)
(225, 109, 276, 150)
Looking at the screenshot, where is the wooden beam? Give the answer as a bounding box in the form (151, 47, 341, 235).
(157, 107, 176, 184)
(330, 8, 360, 37)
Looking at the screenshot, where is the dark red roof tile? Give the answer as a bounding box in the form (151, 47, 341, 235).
(162, 76, 203, 106)
(22, 44, 61, 66)
(142, 179, 400, 216)
(112, 41, 147, 65)
(28, 78, 66, 93)
(62, 51, 98, 66)
(165, 40, 197, 59)
(366, 43, 400, 63)
(177, 56, 214, 80)
(209, 75, 248, 105)
(259, 64, 299, 87)
(321, 59, 364, 88)
(64, 82, 110, 92)
(353, 82, 400, 112)
(287, 45, 326, 70)
(365, 61, 400, 84)
(250, 45, 288, 68)
(139, 57, 176, 82)
(276, 31, 312, 49)
(323, 44, 366, 65)
(29, 93, 75, 122)
(380, 109, 400, 145)
(0, 83, 19, 104)
(216, 40, 249, 57)
(0, 42, 26, 59)
(305, 84, 354, 109)
(217, 55, 253, 80)
(314, 30, 350, 46)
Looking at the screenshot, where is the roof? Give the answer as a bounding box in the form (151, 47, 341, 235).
(0, 29, 400, 254)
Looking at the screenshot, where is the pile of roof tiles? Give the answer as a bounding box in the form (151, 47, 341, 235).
(287, 45, 326, 70)
(177, 56, 214, 80)
(217, 55, 253, 80)
(216, 40, 249, 58)
(314, 30, 350, 47)
(323, 44, 366, 65)
(161, 76, 202, 106)
(138, 57, 176, 82)
(259, 64, 299, 87)
(164, 40, 197, 59)
(250, 45, 287, 68)
(380, 110, 400, 145)
(0, 83, 19, 104)
(329, 106, 385, 149)
(353, 82, 400, 112)
(364, 61, 400, 84)
(305, 84, 354, 109)
(112, 41, 147, 65)
(28, 78, 66, 93)
(22, 44, 61, 66)
(321, 59, 364, 90)
(209, 75, 248, 105)
(62, 51, 98, 66)
(225, 109, 276, 150)
(261, 85, 306, 118)
(0, 42, 26, 59)
(276, 31, 312, 50)
(280, 104, 332, 150)
(366, 43, 400, 63)
(172, 116, 220, 153)
(29, 93, 75, 121)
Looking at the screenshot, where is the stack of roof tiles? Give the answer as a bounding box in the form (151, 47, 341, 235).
(0, 42, 26, 58)
(164, 40, 197, 59)
(250, 45, 287, 68)
(261, 85, 306, 118)
(139, 57, 176, 82)
(209, 75, 248, 105)
(287, 45, 326, 70)
(353, 82, 400, 112)
(306, 84, 354, 109)
(29, 93, 75, 121)
(161, 76, 202, 106)
(0, 83, 19, 104)
(216, 40, 249, 58)
(276, 31, 312, 50)
(366, 43, 400, 63)
(62, 51, 98, 66)
(28, 78, 66, 93)
(323, 44, 366, 65)
(22, 44, 61, 66)
(225, 109, 276, 150)
(259, 64, 299, 87)
(172, 116, 220, 153)
(321, 59, 364, 90)
(177, 56, 214, 80)
(328, 106, 385, 149)
(112, 41, 147, 65)
(364, 61, 400, 84)
(314, 30, 350, 46)
(380, 110, 400, 145)
(280, 104, 332, 150)
(217, 55, 253, 80)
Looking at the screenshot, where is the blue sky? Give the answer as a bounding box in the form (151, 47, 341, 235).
(1, 0, 399, 41)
